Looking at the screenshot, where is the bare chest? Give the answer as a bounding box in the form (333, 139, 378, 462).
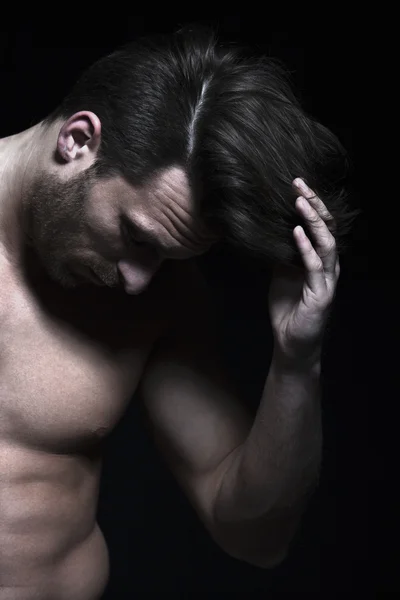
(0, 260, 173, 454)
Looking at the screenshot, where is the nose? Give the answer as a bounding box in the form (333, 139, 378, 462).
(117, 257, 162, 295)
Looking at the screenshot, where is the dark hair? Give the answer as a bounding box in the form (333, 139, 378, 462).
(45, 25, 361, 268)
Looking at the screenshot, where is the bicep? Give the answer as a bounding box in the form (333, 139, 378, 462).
(135, 260, 253, 532)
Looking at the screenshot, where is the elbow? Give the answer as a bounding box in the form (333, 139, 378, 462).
(218, 540, 290, 570)
(212, 509, 295, 570)
(244, 548, 289, 569)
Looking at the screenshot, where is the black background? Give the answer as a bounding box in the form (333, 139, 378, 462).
(1, 19, 373, 597)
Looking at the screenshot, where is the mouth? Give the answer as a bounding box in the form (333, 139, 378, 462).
(70, 263, 105, 286)
(87, 268, 106, 286)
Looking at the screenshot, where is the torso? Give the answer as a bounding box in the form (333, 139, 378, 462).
(0, 246, 180, 600)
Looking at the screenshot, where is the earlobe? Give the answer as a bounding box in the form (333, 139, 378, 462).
(57, 111, 101, 162)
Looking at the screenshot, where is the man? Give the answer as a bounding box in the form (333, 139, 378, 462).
(0, 27, 358, 600)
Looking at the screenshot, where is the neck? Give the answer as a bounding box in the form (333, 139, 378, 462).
(0, 122, 43, 262)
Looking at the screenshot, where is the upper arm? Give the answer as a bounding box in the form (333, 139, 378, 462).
(135, 260, 253, 543)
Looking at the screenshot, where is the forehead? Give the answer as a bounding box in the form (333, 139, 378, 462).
(122, 167, 218, 258)
(141, 166, 194, 214)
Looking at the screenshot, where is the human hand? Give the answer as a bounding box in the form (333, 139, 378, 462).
(268, 178, 340, 368)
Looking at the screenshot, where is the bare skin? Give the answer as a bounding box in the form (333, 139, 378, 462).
(0, 113, 217, 599)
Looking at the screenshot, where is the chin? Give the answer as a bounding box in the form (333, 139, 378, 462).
(53, 270, 82, 290)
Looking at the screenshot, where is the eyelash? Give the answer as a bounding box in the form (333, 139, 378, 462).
(123, 223, 148, 248)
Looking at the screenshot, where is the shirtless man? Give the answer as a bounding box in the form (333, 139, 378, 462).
(0, 28, 346, 600)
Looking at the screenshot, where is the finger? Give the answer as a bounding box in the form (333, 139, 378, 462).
(295, 196, 337, 275)
(293, 178, 336, 234)
(335, 256, 340, 279)
(293, 225, 326, 294)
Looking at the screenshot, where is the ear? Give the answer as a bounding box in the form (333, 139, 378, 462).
(57, 111, 101, 163)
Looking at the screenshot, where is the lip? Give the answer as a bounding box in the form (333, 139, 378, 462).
(87, 268, 106, 286)
(71, 263, 105, 286)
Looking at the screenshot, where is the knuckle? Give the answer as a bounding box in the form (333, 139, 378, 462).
(314, 259, 324, 272)
(326, 217, 337, 234)
(318, 239, 336, 260)
(326, 214, 336, 224)
(309, 212, 320, 224)
(325, 239, 336, 254)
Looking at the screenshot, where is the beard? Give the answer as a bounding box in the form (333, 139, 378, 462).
(22, 166, 118, 290)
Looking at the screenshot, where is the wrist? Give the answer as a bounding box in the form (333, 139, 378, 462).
(271, 349, 322, 378)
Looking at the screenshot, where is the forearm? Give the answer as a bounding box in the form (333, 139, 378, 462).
(213, 353, 323, 565)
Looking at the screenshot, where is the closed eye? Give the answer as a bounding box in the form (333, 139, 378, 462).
(122, 220, 150, 249)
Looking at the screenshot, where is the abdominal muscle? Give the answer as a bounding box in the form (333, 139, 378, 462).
(0, 244, 184, 600)
(54, 524, 110, 600)
(0, 444, 110, 600)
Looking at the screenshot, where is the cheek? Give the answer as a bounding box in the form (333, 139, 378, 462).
(85, 205, 123, 255)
